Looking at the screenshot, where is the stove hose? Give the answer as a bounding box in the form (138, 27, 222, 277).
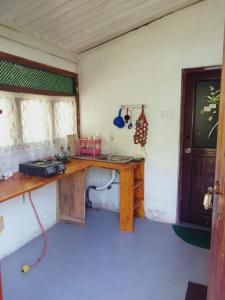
(21, 192, 48, 273)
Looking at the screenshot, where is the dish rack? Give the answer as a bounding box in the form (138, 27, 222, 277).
(77, 138, 101, 158)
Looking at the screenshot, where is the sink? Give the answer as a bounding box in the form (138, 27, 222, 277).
(98, 155, 133, 163)
(72, 154, 133, 164)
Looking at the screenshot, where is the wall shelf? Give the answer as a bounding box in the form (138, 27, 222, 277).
(134, 179, 143, 189)
(133, 160, 144, 218)
(134, 197, 143, 210)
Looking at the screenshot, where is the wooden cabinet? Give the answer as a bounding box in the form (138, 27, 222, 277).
(57, 170, 85, 225)
(57, 161, 144, 232)
(120, 160, 144, 232)
(134, 160, 144, 218)
(0, 159, 144, 232)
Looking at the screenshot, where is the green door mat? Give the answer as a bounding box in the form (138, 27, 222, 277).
(172, 225, 211, 249)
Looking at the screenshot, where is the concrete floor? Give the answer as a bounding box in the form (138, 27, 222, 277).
(1, 209, 209, 300)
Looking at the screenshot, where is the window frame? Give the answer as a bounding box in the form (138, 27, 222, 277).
(0, 51, 80, 137)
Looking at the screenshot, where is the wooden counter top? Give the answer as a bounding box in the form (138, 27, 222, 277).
(0, 160, 88, 203)
(0, 159, 142, 203)
(72, 158, 142, 170)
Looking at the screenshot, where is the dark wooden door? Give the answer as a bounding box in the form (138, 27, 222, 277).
(207, 28, 225, 300)
(180, 67, 221, 226)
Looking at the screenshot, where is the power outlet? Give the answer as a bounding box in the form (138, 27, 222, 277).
(0, 216, 4, 233)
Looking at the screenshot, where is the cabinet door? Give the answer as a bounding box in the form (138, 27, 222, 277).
(58, 171, 85, 225)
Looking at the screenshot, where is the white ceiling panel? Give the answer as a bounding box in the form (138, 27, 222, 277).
(0, 0, 203, 58)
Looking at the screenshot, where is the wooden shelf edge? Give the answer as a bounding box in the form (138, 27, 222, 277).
(59, 215, 85, 225)
(133, 197, 144, 210)
(134, 179, 144, 189)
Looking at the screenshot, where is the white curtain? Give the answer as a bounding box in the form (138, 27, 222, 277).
(53, 97, 77, 140)
(0, 91, 77, 153)
(0, 92, 20, 151)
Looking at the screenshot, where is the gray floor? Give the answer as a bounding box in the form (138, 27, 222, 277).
(1, 209, 209, 300)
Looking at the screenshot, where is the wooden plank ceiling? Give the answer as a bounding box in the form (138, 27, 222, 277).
(0, 0, 202, 58)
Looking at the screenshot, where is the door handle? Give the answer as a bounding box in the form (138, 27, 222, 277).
(184, 147, 191, 154)
(203, 181, 220, 210)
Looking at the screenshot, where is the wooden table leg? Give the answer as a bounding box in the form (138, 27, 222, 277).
(120, 168, 134, 232)
(133, 161, 145, 218)
(58, 170, 86, 225)
(134, 201, 145, 218)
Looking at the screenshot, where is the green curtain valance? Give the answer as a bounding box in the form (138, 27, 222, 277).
(0, 59, 75, 95)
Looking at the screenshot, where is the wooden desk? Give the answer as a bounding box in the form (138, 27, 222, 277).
(0, 159, 144, 232)
(66, 159, 145, 232)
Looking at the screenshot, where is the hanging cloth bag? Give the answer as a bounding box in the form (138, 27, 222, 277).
(133, 106, 148, 147)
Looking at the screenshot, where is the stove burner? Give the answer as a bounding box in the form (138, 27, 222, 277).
(30, 160, 57, 166)
(19, 159, 66, 177)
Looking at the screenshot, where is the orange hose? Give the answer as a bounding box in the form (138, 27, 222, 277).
(28, 192, 48, 269)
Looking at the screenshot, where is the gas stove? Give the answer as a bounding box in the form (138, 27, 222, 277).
(19, 160, 66, 177)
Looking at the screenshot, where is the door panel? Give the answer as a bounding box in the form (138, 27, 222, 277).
(193, 79, 220, 149)
(187, 149, 216, 225)
(180, 67, 221, 226)
(208, 27, 225, 300)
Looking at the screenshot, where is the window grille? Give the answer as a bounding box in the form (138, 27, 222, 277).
(0, 59, 75, 95)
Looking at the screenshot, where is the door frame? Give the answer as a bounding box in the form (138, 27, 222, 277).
(207, 27, 225, 299)
(178, 66, 221, 224)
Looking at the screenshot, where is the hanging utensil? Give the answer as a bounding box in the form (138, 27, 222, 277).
(128, 109, 133, 129)
(133, 105, 148, 147)
(124, 108, 130, 124)
(113, 108, 125, 128)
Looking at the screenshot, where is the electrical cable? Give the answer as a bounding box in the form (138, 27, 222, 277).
(21, 192, 48, 273)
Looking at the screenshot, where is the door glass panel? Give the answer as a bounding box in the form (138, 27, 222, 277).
(193, 80, 220, 148)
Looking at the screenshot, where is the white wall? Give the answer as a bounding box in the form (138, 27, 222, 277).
(0, 38, 77, 259)
(0, 184, 56, 258)
(0, 37, 76, 72)
(79, 0, 225, 223)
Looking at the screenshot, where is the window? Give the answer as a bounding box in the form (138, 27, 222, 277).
(0, 95, 17, 148)
(0, 52, 79, 154)
(21, 98, 52, 144)
(53, 100, 77, 139)
(0, 91, 77, 152)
